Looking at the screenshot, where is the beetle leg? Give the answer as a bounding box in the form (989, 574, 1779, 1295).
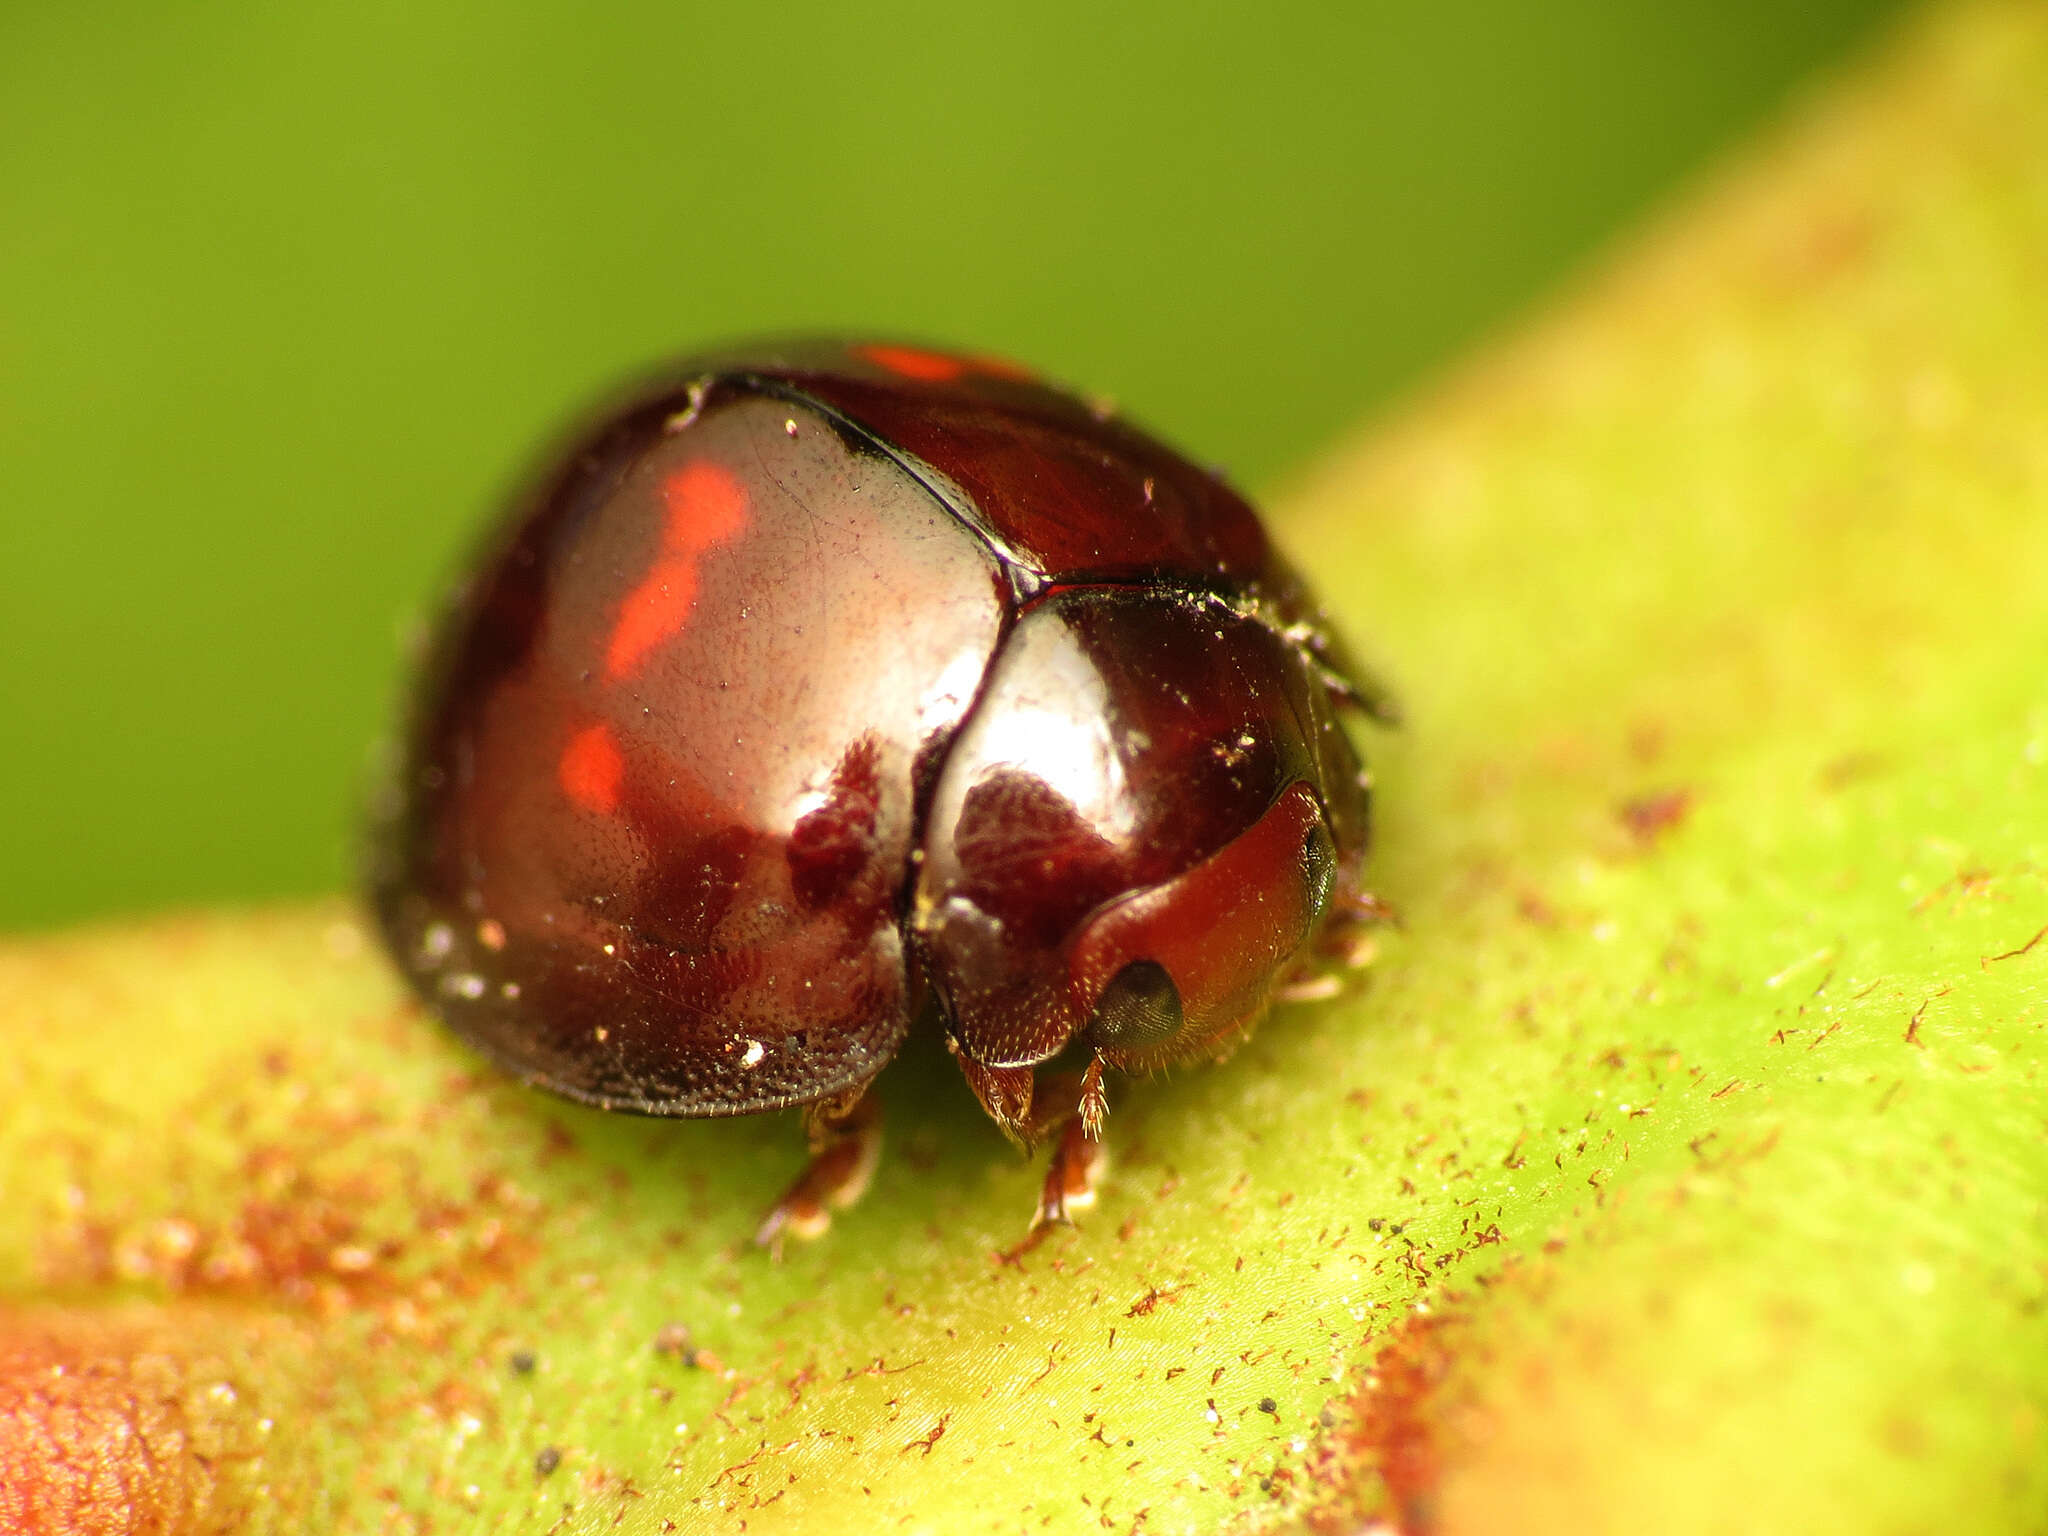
(754, 1087, 883, 1255)
(1332, 887, 1400, 938)
(1030, 1118, 1108, 1232)
(1316, 662, 1402, 725)
(1280, 886, 1398, 1001)
(1276, 968, 1345, 1003)
(1325, 887, 1398, 955)
(1026, 1055, 1111, 1231)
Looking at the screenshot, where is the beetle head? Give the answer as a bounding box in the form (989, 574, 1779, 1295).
(910, 589, 1366, 1137)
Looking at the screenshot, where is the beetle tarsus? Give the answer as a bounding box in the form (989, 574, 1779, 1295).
(1023, 1065, 1111, 1230)
(1322, 888, 1398, 968)
(754, 1088, 882, 1256)
(1276, 969, 1345, 1003)
(1278, 886, 1394, 1000)
(1030, 1117, 1110, 1231)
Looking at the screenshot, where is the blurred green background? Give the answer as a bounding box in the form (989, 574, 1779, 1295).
(0, 0, 1901, 931)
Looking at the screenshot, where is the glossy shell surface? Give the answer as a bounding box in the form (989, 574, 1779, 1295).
(371, 341, 1371, 1123)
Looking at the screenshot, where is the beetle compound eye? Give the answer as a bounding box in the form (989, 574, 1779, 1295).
(1088, 959, 1185, 1053)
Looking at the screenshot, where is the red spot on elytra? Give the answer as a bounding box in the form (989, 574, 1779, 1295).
(857, 343, 1034, 384)
(559, 723, 624, 815)
(857, 344, 969, 383)
(603, 460, 749, 681)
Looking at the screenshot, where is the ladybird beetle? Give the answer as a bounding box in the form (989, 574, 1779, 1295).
(369, 340, 1389, 1246)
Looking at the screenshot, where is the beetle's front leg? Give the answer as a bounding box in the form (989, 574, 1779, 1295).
(754, 1085, 883, 1255)
(1278, 886, 1397, 1002)
(1026, 1054, 1110, 1231)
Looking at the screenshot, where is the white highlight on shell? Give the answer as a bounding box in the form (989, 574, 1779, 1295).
(740, 1039, 766, 1068)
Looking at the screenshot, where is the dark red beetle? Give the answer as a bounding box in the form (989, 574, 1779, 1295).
(370, 340, 1388, 1245)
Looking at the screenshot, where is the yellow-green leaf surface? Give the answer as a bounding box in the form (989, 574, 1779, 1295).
(4, 4, 2046, 1531)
